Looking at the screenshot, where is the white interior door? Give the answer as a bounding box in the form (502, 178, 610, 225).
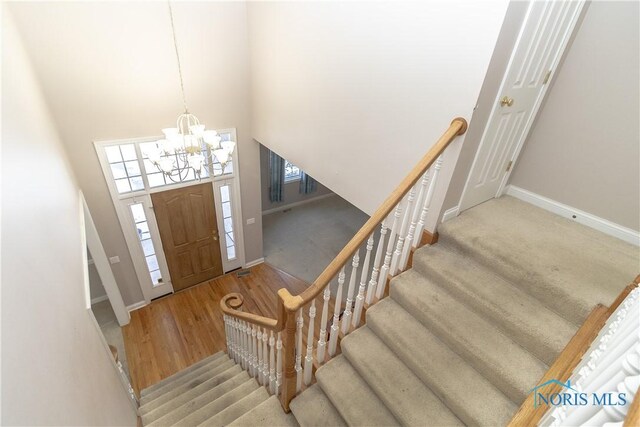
(459, 0, 585, 212)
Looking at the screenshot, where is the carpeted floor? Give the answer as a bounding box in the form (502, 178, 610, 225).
(262, 195, 369, 286)
(92, 299, 130, 378)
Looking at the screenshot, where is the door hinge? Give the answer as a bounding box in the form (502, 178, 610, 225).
(543, 70, 552, 85)
(506, 160, 513, 172)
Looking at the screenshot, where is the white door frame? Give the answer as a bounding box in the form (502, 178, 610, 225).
(458, 0, 586, 213)
(81, 193, 129, 326)
(94, 128, 246, 304)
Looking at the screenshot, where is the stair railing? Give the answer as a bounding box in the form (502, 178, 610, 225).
(221, 117, 468, 411)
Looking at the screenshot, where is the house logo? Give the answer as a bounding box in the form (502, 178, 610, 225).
(530, 379, 627, 409)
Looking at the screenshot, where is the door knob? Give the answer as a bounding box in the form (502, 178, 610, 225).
(500, 96, 514, 107)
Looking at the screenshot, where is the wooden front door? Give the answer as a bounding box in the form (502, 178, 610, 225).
(151, 183, 223, 292)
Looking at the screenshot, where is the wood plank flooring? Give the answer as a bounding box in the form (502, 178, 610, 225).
(123, 263, 309, 395)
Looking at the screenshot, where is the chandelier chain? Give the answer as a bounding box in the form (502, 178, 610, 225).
(168, 0, 188, 113)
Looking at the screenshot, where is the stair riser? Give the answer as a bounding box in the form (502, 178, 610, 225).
(437, 232, 589, 325)
(411, 253, 569, 365)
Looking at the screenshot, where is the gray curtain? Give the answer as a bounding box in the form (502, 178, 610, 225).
(299, 172, 317, 194)
(269, 150, 285, 202)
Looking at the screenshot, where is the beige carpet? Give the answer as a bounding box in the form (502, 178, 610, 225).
(262, 195, 369, 286)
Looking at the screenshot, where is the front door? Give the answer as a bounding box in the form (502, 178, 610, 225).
(458, 0, 585, 212)
(151, 183, 223, 292)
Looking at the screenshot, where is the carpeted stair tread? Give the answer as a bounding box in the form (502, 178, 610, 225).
(229, 395, 299, 427)
(140, 358, 235, 409)
(391, 269, 547, 403)
(316, 355, 399, 426)
(290, 384, 347, 427)
(411, 242, 577, 365)
(140, 352, 226, 398)
(341, 326, 463, 426)
(438, 196, 639, 324)
(198, 385, 270, 427)
(158, 377, 259, 427)
(140, 366, 245, 424)
(367, 298, 518, 426)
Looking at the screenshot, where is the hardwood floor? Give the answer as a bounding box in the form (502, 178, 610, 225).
(123, 263, 309, 395)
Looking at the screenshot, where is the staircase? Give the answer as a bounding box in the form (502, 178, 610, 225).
(137, 196, 638, 426)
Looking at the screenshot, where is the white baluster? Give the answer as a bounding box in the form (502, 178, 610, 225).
(401, 172, 430, 267)
(246, 323, 253, 374)
(262, 328, 269, 388)
(251, 325, 258, 378)
(414, 156, 443, 244)
(223, 315, 231, 358)
(390, 188, 415, 276)
(341, 252, 360, 334)
(377, 202, 403, 299)
(257, 328, 263, 385)
(316, 285, 331, 365)
(241, 321, 248, 370)
(366, 221, 387, 305)
(353, 235, 374, 327)
(269, 331, 276, 394)
(328, 268, 346, 357)
(276, 332, 283, 396)
(231, 318, 239, 364)
(304, 301, 317, 385)
(295, 309, 304, 392)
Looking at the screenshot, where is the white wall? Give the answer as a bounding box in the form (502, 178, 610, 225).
(9, 1, 263, 306)
(1, 9, 137, 425)
(248, 0, 509, 215)
(509, 1, 640, 231)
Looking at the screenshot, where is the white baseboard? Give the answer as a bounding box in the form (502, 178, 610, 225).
(442, 206, 460, 223)
(91, 294, 109, 305)
(506, 185, 640, 246)
(262, 193, 336, 216)
(126, 301, 147, 313)
(244, 258, 265, 268)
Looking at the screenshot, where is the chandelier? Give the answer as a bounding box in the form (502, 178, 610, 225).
(145, 1, 236, 182)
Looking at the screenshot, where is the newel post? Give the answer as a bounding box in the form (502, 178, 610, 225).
(277, 289, 300, 412)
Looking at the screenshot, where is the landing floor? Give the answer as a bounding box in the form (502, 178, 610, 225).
(123, 263, 308, 395)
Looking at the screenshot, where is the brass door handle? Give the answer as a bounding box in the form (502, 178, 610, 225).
(500, 96, 514, 107)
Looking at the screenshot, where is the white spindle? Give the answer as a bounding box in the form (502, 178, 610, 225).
(401, 172, 430, 268)
(414, 156, 443, 245)
(377, 202, 403, 299)
(366, 221, 387, 305)
(241, 321, 248, 370)
(262, 328, 269, 387)
(257, 328, 263, 384)
(329, 268, 346, 356)
(251, 325, 258, 378)
(341, 252, 360, 334)
(304, 301, 316, 385)
(276, 332, 283, 396)
(231, 318, 239, 364)
(246, 323, 253, 374)
(295, 309, 304, 392)
(316, 285, 331, 364)
(390, 188, 415, 276)
(353, 235, 374, 327)
(269, 331, 276, 394)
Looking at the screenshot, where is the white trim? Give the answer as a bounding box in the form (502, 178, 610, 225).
(262, 193, 336, 216)
(505, 185, 640, 246)
(82, 194, 130, 326)
(244, 258, 265, 268)
(91, 295, 109, 305)
(442, 206, 460, 223)
(126, 301, 147, 313)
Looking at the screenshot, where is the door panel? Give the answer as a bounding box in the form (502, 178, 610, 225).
(459, 0, 584, 212)
(152, 183, 223, 292)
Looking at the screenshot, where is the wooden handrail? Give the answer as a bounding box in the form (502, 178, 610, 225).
(220, 293, 282, 331)
(220, 117, 468, 412)
(509, 276, 640, 426)
(279, 117, 468, 310)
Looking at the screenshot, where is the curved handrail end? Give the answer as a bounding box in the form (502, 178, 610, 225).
(220, 292, 244, 311)
(451, 117, 468, 135)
